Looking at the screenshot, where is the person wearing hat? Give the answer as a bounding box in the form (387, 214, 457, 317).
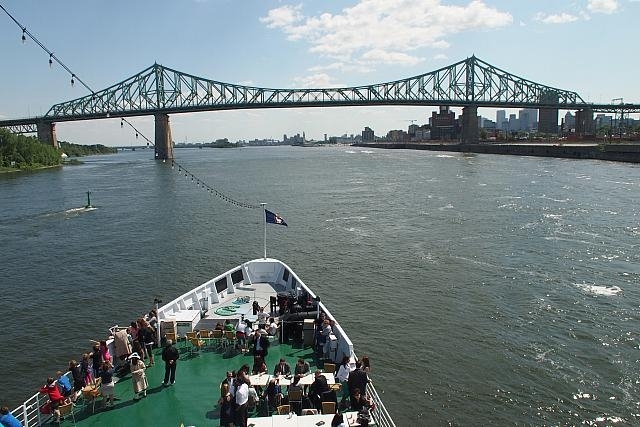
(128, 352, 148, 399)
(161, 339, 179, 386)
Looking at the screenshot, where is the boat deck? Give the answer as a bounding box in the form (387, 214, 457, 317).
(17, 260, 392, 426)
(57, 338, 336, 426)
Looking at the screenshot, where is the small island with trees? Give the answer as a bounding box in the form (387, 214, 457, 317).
(0, 128, 116, 173)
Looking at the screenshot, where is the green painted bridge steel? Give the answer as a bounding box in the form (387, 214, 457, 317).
(1, 56, 638, 156)
(4, 56, 639, 124)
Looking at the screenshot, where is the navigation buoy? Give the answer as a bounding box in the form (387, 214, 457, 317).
(85, 191, 93, 209)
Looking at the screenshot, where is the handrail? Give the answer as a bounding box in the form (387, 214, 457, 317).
(368, 381, 397, 427)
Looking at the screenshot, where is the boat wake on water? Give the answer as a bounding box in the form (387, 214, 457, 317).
(574, 283, 622, 296)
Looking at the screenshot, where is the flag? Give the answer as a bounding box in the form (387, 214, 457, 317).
(265, 209, 288, 227)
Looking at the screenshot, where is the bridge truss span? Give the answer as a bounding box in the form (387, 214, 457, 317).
(44, 56, 592, 122)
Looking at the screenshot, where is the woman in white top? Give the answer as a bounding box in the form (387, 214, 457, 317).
(336, 356, 352, 402)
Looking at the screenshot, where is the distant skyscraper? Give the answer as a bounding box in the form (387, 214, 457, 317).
(518, 108, 537, 131)
(496, 110, 506, 128)
(508, 114, 518, 132)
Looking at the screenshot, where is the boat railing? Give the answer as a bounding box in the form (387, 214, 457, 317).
(367, 380, 397, 427)
(11, 371, 75, 426)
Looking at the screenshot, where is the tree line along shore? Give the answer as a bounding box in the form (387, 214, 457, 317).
(0, 128, 116, 173)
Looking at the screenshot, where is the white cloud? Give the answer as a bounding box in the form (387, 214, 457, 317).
(535, 12, 579, 24)
(259, 4, 304, 28)
(587, 0, 619, 13)
(291, 73, 344, 88)
(308, 62, 375, 74)
(433, 53, 448, 60)
(261, 0, 512, 68)
(360, 49, 424, 66)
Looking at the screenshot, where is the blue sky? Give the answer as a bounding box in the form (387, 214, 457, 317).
(1, 0, 638, 145)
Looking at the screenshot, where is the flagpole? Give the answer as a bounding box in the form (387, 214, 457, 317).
(260, 202, 267, 259)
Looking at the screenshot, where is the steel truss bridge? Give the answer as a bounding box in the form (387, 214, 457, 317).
(1, 55, 638, 157)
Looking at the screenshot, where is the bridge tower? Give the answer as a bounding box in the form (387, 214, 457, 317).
(36, 120, 58, 148)
(461, 106, 479, 144)
(154, 113, 174, 160)
(538, 91, 559, 134)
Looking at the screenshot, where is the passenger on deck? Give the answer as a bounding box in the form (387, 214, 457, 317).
(252, 356, 267, 375)
(244, 320, 255, 344)
(350, 388, 374, 412)
(68, 361, 85, 400)
(39, 377, 68, 423)
(309, 370, 329, 411)
(252, 331, 270, 358)
(138, 322, 155, 366)
(214, 322, 224, 331)
(262, 378, 283, 413)
(99, 340, 112, 363)
(268, 317, 278, 336)
(145, 309, 158, 330)
(55, 371, 73, 400)
(320, 320, 333, 359)
(0, 406, 22, 427)
(90, 345, 102, 379)
(234, 373, 249, 427)
(287, 374, 303, 395)
(361, 355, 371, 374)
(81, 353, 92, 385)
(99, 361, 115, 408)
(221, 371, 235, 399)
(128, 352, 148, 399)
(257, 307, 269, 330)
(224, 319, 235, 332)
(273, 358, 291, 376)
(336, 356, 352, 401)
(236, 318, 247, 350)
(315, 314, 327, 354)
(294, 358, 310, 376)
(128, 321, 139, 343)
(219, 383, 234, 427)
(347, 361, 369, 408)
(161, 339, 179, 386)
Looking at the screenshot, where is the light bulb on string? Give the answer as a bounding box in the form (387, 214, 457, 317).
(135, 132, 138, 139)
(21, 28, 26, 43)
(120, 120, 124, 128)
(71, 74, 75, 87)
(49, 53, 53, 68)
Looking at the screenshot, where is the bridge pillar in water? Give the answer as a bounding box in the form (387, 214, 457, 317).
(154, 113, 174, 160)
(36, 121, 58, 149)
(461, 106, 478, 144)
(538, 91, 559, 134)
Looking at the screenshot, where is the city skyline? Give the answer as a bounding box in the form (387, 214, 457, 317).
(1, 0, 639, 146)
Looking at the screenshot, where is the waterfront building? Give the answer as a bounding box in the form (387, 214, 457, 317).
(430, 106, 458, 140)
(362, 126, 375, 142)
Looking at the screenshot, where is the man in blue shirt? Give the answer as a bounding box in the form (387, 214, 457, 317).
(56, 371, 73, 399)
(0, 406, 23, 427)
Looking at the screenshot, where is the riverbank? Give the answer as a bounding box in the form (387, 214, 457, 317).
(0, 164, 63, 174)
(353, 141, 640, 163)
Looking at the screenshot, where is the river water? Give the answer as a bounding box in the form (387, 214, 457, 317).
(1, 146, 639, 426)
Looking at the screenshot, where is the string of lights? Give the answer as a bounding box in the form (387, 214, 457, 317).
(118, 117, 261, 209)
(1, 3, 262, 210)
(0, 3, 93, 92)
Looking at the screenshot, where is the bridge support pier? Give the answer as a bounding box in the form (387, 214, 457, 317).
(461, 106, 478, 144)
(154, 113, 174, 160)
(36, 121, 58, 149)
(538, 91, 559, 134)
